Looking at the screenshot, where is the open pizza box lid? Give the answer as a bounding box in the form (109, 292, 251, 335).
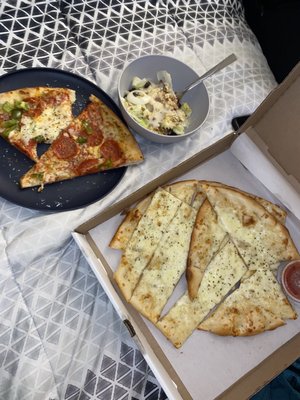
(232, 61, 300, 220)
(73, 62, 300, 400)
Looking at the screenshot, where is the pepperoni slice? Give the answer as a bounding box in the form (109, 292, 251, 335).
(52, 134, 78, 159)
(87, 129, 104, 146)
(100, 139, 122, 162)
(76, 159, 99, 175)
(23, 97, 44, 118)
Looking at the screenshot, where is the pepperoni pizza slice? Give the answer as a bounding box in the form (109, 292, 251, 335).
(20, 95, 144, 189)
(0, 87, 76, 161)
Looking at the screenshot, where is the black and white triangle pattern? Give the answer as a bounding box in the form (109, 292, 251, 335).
(0, 1, 277, 399)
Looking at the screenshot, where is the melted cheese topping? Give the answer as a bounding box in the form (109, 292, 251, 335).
(156, 240, 247, 348)
(199, 267, 296, 335)
(114, 190, 183, 301)
(130, 202, 197, 323)
(12, 102, 73, 144)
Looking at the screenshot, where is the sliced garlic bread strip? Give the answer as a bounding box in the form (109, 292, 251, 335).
(130, 202, 197, 323)
(199, 267, 297, 336)
(109, 180, 199, 250)
(204, 185, 299, 271)
(109, 195, 153, 250)
(186, 199, 227, 300)
(156, 239, 247, 348)
(114, 189, 182, 301)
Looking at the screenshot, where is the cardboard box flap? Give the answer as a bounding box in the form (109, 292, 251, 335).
(238, 61, 300, 187)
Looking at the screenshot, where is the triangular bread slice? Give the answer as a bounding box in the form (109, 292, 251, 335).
(199, 267, 297, 336)
(198, 181, 287, 224)
(204, 185, 299, 271)
(156, 239, 247, 348)
(109, 180, 202, 250)
(114, 189, 182, 301)
(109, 195, 153, 251)
(130, 201, 197, 323)
(186, 199, 227, 300)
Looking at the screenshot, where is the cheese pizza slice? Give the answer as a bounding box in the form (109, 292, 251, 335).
(199, 267, 297, 336)
(204, 185, 299, 271)
(0, 87, 76, 161)
(156, 239, 248, 348)
(114, 189, 182, 301)
(20, 95, 144, 188)
(130, 201, 197, 323)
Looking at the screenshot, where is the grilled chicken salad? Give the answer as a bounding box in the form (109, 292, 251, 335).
(121, 71, 192, 136)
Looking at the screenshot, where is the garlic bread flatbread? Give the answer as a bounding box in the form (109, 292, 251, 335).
(199, 268, 297, 336)
(187, 199, 227, 300)
(156, 239, 247, 348)
(187, 181, 288, 300)
(204, 185, 299, 271)
(109, 180, 201, 250)
(109, 195, 153, 250)
(114, 189, 182, 301)
(130, 202, 197, 323)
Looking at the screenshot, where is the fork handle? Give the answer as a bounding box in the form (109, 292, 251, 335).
(184, 53, 237, 93)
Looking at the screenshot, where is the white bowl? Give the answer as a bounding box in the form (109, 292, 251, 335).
(118, 55, 210, 144)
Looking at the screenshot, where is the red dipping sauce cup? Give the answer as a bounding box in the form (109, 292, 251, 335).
(282, 260, 300, 302)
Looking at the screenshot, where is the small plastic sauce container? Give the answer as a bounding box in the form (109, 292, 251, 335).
(281, 260, 300, 302)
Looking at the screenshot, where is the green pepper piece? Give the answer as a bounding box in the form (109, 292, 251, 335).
(2, 102, 14, 113)
(77, 136, 87, 144)
(11, 109, 22, 119)
(3, 119, 19, 128)
(105, 159, 113, 168)
(2, 125, 16, 138)
(81, 120, 93, 134)
(34, 135, 45, 143)
(15, 100, 29, 111)
(31, 172, 44, 181)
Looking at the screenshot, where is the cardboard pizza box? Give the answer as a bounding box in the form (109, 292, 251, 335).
(72, 62, 300, 400)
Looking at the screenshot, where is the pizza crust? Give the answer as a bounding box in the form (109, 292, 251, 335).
(198, 180, 287, 224)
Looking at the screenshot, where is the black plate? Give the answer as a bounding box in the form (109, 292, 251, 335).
(0, 68, 126, 211)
